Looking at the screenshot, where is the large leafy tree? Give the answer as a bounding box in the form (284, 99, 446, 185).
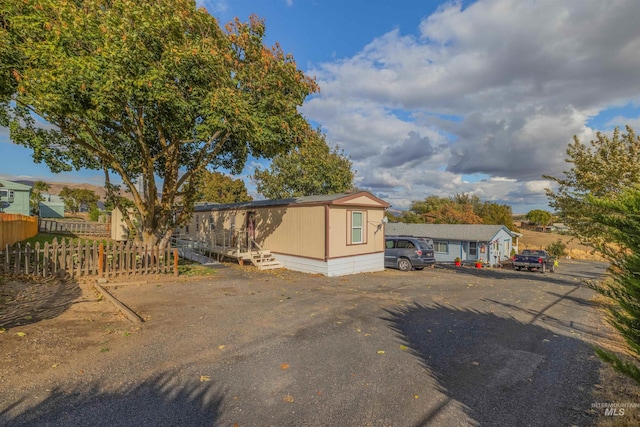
(409, 195, 483, 224)
(253, 128, 354, 199)
(196, 171, 252, 204)
(545, 126, 640, 384)
(0, 0, 317, 245)
(525, 209, 552, 229)
(545, 126, 640, 247)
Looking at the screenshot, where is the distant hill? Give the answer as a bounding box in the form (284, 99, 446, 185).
(15, 179, 113, 201)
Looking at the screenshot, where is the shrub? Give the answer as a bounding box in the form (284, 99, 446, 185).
(546, 239, 567, 258)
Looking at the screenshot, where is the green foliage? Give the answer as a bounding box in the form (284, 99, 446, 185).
(59, 187, 99, 213)
(195, 171, 252, 203)
(546, 126, 640, 247)
(89, 206, 101, 222)
(0, 1, 317, 245)
(526, 209, 552, 227)
(29, 180, 49, 216)
(398, 193, 516, 228)
(545, 239, 567, 258)
(582, 188, 640, 384)
(253, 128, 354, 199)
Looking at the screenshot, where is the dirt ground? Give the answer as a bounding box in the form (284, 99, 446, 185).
(1, 262, 639, 425)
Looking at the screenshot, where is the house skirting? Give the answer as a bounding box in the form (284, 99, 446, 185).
(273, 252, 384, 277)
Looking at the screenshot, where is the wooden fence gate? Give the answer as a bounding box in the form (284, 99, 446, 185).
(0, 238, 178, 278)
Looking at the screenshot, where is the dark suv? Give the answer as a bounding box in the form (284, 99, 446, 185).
(384, 235, 436, 271)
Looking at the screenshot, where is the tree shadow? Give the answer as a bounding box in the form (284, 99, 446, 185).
(436, 261, 608, 287)
(0, 276, 81, 329)
(1, 372, 225, 426)
(382, 303, 600, 426)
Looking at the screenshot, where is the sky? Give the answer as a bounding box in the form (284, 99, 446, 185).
(2, 0, 640, 213)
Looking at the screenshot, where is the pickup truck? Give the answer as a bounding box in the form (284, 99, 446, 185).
(513, 249, 556, 273)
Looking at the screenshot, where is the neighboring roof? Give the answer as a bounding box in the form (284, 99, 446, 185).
(386, 223, 518, 241)
(194, 191, 389, 212)
(0, 178, 31, 191)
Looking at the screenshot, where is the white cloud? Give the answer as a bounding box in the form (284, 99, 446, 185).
(303, 0, 640, 212)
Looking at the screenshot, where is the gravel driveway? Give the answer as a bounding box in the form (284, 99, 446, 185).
(0, 260, 621, 426)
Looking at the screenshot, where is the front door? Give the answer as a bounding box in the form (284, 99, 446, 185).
(246, 211, 256, 249)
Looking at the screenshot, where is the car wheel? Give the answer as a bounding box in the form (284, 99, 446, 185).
(398, 258, 412, 271)
(550, 264, 555, 273)
(541, 263, 546, 273)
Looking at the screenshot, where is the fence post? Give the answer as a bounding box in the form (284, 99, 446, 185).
(98, 243, 104, 278)
(173, 248, 179, 276)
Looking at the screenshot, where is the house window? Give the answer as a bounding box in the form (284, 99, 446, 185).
(434, 241, 448, 253)
(0, 190, 14, 203)
(351, 211, 363, 244)
(469, 242, 477, 257)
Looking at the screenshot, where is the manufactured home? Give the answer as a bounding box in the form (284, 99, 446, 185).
(179, 192, 390, 276)
(386, 223, 521, 266)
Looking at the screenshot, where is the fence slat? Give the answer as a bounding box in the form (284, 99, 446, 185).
(0, 238, 179, 278)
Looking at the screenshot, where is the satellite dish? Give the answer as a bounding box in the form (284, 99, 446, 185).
(0, 201, 9, 210)
(381, 216, 388, 224)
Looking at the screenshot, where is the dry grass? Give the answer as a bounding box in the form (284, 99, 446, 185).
(518, 230, 607, 261)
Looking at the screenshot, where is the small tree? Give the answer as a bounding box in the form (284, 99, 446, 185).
(29, 180, 49, 216)
(545, 239, 567, 258)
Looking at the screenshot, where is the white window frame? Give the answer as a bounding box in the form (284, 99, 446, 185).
(351, 211, 364, 244)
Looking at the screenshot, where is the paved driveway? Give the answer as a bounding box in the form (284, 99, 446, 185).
(1, 260, 614, 426)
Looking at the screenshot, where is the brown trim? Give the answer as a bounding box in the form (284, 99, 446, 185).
(329, 192, 390, 208)
(271, 251, 325, 261)
(324, 204, 330, 261)
(327, 249, 383, 260)
(201, 191, 390, 212)
(272, 249, 384, 261)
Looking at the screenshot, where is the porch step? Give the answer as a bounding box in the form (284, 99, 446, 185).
(249, 250, 283, 271)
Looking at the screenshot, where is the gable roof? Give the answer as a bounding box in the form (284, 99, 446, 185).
(0, 179, 31, 191)
(386, 223, 518, 242)
(194, 191, 389, 212)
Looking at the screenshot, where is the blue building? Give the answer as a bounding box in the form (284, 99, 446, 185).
(386, 223, 521, 266)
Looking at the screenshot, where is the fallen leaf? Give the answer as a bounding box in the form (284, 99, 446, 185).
(16, 332, 26, 337)
(414, 395, 419, 399)
(283, 394, 295, 403)
(399, 345, 409, 351)
(377, 350, 385, 354)
(200, 375, 211, 382)
(472, 361, 480, 366)
(0, 328, 5, 334)
(280, 363, 289, 370)
(23, 315, 32, 320)
(52, 364, 58, 368)
(218, 345, 226, 350)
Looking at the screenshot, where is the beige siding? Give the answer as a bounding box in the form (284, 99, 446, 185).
(258, 206, 325, 259)
(328, 207, 385, 258)
(340, 195, 385, 206)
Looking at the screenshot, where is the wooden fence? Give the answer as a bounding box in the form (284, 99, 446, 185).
(1, 238, 178, 278)
(0, 213, 38, 248)
(39, 219, 110, 237)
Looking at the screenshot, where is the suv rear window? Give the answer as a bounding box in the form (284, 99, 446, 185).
(416, 238, 433, 250)
(396, 240, 415, 249)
